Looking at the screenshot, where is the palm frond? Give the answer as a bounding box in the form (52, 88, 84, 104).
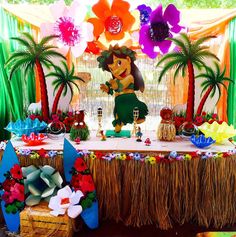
(210, 86, 216, 98)
(200, 84, 210, 97)
(173, 63, 185, 83)
(63, 83, 68, 97)
(53, 82, 62, 95)
(194, 50, 219, 62)
(21, 32, 37, 48)
(67, 83, 74, 102)
(10, 37, 33, 50)
(156, 52, 184, 67)
(194, 35, 216, 49)
(40, 50, 66, 60)
(39, 35, 58, 46)
(70, 81, 80, 93)
(168, 37, 188, 55)
(179, 33, 191, 51)
(158, 59, 182, 82)
(70, 63, 75, 77)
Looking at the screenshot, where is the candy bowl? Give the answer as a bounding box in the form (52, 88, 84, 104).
(22, 132, 47, 146)
(190, 134, 215, 148)
(198, 121, 236, 143)
(5, 118, 47, 137)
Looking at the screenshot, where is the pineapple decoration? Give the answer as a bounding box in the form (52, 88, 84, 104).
(70, 110, 90, 141)
(157, 107, 176, 141)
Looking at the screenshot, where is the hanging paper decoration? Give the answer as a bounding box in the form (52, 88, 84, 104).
(88, 0, 138, 49)
(137, 4, 152, 26)
(139, 4, 183, 59)
(40, 0, 94, 57)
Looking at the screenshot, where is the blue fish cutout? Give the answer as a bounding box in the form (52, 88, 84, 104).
(0, 141, 21, 232)
(63, 138, 99, 229)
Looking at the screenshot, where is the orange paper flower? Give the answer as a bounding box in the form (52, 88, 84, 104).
(88, 0, 135, 42)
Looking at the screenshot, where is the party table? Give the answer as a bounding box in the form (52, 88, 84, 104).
(1, 131, 236, 230)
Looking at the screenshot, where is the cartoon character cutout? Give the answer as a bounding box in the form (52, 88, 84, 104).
(98, 45, 148, 133)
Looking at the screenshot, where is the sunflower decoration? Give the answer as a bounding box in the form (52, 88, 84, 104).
(88, 0, 137, 49)
(139, 4, 184, 59)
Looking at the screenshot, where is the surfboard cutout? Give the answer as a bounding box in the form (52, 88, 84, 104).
(0, 141, 23, 232)
(63, 138, 99, 229)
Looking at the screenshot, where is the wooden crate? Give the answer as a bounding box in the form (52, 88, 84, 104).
(20, 202, 74, 237)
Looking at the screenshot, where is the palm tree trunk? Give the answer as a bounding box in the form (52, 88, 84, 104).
(35, 59, 49, 121)
(186, 60, 195, 122)
(196, 86, 213, 115)
(52, 84, 65, 114)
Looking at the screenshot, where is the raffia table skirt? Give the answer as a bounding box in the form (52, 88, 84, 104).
(1, 153, 236, 230)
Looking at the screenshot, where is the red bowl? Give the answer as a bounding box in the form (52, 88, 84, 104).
(22, 132, 47, 146)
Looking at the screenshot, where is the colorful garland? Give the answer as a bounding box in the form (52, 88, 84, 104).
(0, 143, 235, 164)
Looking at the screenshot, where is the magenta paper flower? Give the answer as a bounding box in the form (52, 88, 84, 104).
(139, 4, 182, 59)
(40, 0, 94, 58)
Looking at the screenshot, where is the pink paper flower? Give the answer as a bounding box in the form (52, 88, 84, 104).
(139, 4, 183, 58)
(10, 183, 24, 202)
(49, 185, 83, 218)
(41, 0, 94, 57)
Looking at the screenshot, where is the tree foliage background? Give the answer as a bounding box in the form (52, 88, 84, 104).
(3, 0, 236, 8)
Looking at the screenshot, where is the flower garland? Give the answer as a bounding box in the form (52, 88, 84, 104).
(5, 147, 236, 164)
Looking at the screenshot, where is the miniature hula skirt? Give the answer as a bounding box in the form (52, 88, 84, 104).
(112, 93, 148, 126)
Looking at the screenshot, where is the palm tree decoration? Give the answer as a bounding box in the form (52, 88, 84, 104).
(156, 33, 219, 122)
(5, 33, 66, 121)
(196, 62, 233, 115)
(47, 61, 84, 114)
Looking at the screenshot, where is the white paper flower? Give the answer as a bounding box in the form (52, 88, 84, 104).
(40, 0, 94, 57)
(49, 185, 83, 218)
(0, 141, 6, 150)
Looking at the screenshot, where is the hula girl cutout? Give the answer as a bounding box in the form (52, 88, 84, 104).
(98, 45, 148, 132)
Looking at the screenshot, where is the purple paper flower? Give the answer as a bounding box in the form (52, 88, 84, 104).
(169, 151, 177, 158)
(139, 4, 183, 58)
(48, 150, 57, 158)
(133, 152, 141, 161)
(137, 4, 152, 26)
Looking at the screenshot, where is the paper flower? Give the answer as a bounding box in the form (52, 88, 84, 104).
(22, 165, 63, 206)
(0, 141, 6, 150)
(10, 164, 23, 180)
(49, 185, 83, 218)
(40, 0, 94, 57)
(139, 4, 182, 58)
(88, 0, 135, 42)
(0, 163, 24, 214)
(198, 121, 236, 143)
(137, 4, 152, 26)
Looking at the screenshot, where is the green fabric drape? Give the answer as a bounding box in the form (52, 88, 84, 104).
(228, 17, 236, 140)
(0, 7, 36, 140)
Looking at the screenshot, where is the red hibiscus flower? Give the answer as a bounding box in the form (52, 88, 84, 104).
(38, 148, 47, 158)
(2, 179, 16, 192)
(10, 183, 24, 202)
(10, 164, 23, 180)
(95, 151, 103, 159)
(74, 158, 87, 172)
(71, 173, 83, 191)
(79, 175, 95, 194)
